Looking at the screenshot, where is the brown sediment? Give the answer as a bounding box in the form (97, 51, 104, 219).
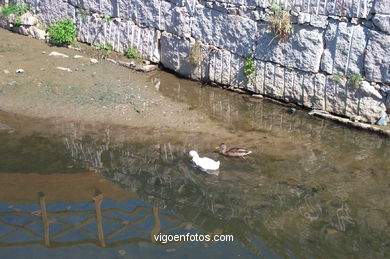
(0, 172, 138, 204)
(0, 28, 228, 135)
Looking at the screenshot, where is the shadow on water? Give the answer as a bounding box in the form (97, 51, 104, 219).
(0, 73, 389, 258)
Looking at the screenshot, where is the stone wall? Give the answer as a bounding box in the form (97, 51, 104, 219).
(5, 0, 390, 123)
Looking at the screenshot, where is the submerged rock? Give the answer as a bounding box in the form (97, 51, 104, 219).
(289, 107, 297, 114)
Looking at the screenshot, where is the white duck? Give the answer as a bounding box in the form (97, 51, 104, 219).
(189, 150, 220, 171)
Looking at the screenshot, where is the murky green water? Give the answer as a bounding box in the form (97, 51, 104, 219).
(0, 70, 389, 259)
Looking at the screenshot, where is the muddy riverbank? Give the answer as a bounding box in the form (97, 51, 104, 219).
(0, 28, 229, 134)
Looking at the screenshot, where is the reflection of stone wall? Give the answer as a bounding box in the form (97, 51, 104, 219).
(7, 0, 390, 123)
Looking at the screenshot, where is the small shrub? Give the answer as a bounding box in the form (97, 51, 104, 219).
(188, 41, 202, 67)
(267, 3, 292, 40)
(125, 46, 140, 59)
(49, 19, 76, 45)
(1, 3, 29, 26)
(1, 3, 28, 17)
(96, 43, 113, 58)
(244, 56, 256, 83)
(348, 73, 363, 89)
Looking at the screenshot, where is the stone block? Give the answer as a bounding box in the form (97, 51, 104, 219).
(283, 69, 304, 105)
(228, 53, 245, 88)
(254, 59, 266, 94)
(373, 14, 390, 33)
(208, 48, 232, 86)
(345, 88, 361, 118)
(321, 20, 369, 75)
(365, 32, 390, 83)
(310, 14, 328, 28)
(160, 1, 191, 37)
(160, 32, 195, 78)
(358, 97, 387, 123)
(192, 5, 257, 57)
(299, 71, 322, 108)
(325, 76, 347, 116)
(255, 24, 324, 73)
(37, 0, 76, 24)
(373, 0, 390, 15)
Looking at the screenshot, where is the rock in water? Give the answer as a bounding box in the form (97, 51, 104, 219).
(376, 114, 388, 126)
(289, 107, 297, 114)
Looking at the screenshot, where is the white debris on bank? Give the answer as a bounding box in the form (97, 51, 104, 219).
(56, 67, 72, 72)
(49, 51, 69, 58)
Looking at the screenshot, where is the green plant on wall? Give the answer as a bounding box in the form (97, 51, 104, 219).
(332, 74, 345, 84)
(96, 43, 113, 58)
(244, 56, 256, 83)
(49, 19, 76, 45)
(101, 14, 113, 22)
(266, 2, 293, 40)
(125, 46, 141, 59)
(79, 8, 89, 21)
(1, 3, 29, 26)
(188, 41, 202, 67)
(348, 73, 363, 89)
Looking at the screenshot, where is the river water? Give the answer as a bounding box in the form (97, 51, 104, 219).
(0, 43, 389, 259)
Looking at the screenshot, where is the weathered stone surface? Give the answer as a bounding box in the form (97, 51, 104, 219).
(192, 5, 257, 57)
(160, 1, 191, 37)
(359, 81, 383, 99)
(76, 15, 160, 62)
(321, 21, 369, 75)
(365, 32, 390, 83)
(12, 25, 46, 39)
(303, 72, 326, 109)
(228, 52, 245, 88)
(20, 12, 39, 26)
(160, 32, 194, 78)
(358, 97, 387, 123)
(373, 0, 390, 15)
(283, 69, 305, 104)
(256, 24, 323, 73)
(325, 76, 347, 116)
(117, 0, 191, 37)
(373, 14, 390, 33)
(68, 0, 102, 15)
(208, 48, 233, 86)
(37, 0, 76, 24)
(310, 14, 328, 29)
(253, 59, 265, 94)
(119, 0, 159, 28)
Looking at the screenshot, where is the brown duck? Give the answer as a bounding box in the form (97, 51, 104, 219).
(217, 143, 252, 158)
